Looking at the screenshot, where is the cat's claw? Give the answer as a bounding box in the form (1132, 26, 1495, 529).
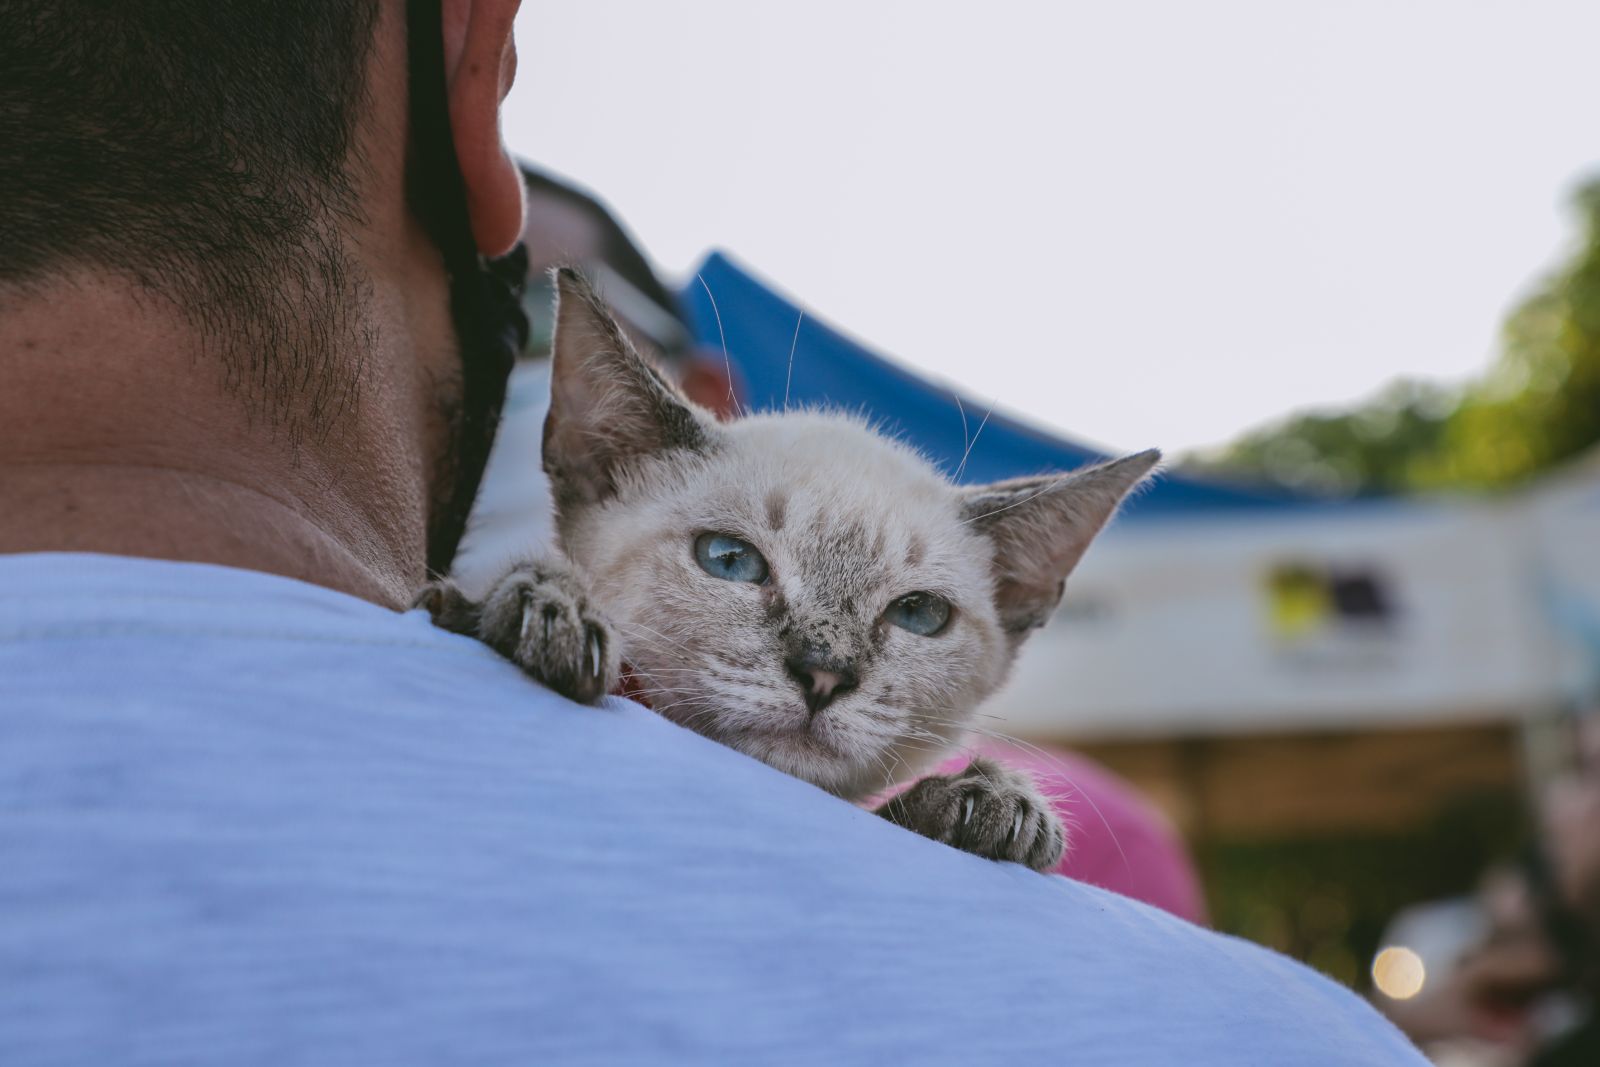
(418, 558, 620, 706)
(875, 756, 1066, 872)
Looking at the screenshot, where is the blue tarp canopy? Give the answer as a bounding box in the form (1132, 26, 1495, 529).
(679, 252, 1312, 521)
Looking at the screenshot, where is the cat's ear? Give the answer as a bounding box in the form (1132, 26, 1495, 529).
(543, 267, 712, 507)
(962, 450, 1160, 637)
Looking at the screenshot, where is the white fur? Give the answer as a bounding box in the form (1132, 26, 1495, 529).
(560, 411, 1012, 799)
(543, 270, 1156, 801)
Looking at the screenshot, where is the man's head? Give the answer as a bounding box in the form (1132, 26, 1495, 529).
(0, 1, 525, 600)
(1, 2, 371, 420)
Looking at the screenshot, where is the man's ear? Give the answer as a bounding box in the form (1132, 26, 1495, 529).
(962, 450, 1160, 637)
(442, 0, 524, 256)
(543, 268, 712, 508)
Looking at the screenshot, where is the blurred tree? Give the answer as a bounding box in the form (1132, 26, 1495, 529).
(1194, 381, 1455, 495)
(1191, 178, 1600, 495)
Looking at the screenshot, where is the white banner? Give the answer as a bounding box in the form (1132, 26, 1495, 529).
(992, 489, 1589, 739)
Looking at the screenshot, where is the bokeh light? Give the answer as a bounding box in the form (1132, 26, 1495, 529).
(1371, 946, 1426, 1000)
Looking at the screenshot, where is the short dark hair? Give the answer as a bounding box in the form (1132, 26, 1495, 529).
(0, 1, 382, 433)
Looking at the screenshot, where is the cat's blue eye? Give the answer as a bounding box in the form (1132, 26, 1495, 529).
(884, 592, 952, 636)
(694, 533, 770, 584)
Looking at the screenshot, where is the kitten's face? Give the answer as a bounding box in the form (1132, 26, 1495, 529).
(566, 412, 1011, 797)
(542, 270, 1156, 799)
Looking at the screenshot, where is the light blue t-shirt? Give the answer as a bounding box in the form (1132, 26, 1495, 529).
(0, 553, 1423, 1066)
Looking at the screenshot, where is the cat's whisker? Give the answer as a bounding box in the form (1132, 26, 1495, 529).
(621, 661, 711, 694)
(612, 619, 699, 654)
(612, 619, 686, 639)
(656, 697, 713, 713)
(784, 309, 803, 411)
(896, 739, 944, 755)
(852, 744, 892, 790)
(650, 696, 713, 719)
(953, 393, 970, 472)
(959, 474, 1072, 525)
(953, 396, 996, 484)
(624, 688, 702, 700)
(910, 712, 1067, 761)
(694, 273, 744, 420)
(662, 701, 720, 722)
(912, 713, 1067, 767)
(886, 747, 915, 785)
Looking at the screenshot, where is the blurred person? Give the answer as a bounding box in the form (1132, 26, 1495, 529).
(1379, 866, 1566, 1064)
(1522, 727, 1600, 1065)
(1379, 716, 1600, 1065)
(0, 2, 1424, 1063)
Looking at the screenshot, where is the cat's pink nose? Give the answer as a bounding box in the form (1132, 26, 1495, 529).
(784, 654, 859, 716)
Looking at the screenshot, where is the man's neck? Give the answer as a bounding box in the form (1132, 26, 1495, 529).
(0, 274, 430, 609)
(0, 463, 412, 607)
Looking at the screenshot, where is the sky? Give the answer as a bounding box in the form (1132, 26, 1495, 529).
(504, 1, 1600, 455)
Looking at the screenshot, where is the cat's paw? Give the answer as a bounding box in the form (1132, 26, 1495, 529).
(447, 559, 619, 705)
(412, 578, 482, 636)
(876, 757, 1066, 871)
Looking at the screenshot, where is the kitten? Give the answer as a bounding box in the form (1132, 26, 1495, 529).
(417, 269, 1158, 871)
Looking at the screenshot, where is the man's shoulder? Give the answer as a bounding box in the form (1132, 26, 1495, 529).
(0, 553, 1424, 1065)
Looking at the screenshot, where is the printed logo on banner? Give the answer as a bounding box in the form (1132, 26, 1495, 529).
(1264, 561, 1402, 672)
